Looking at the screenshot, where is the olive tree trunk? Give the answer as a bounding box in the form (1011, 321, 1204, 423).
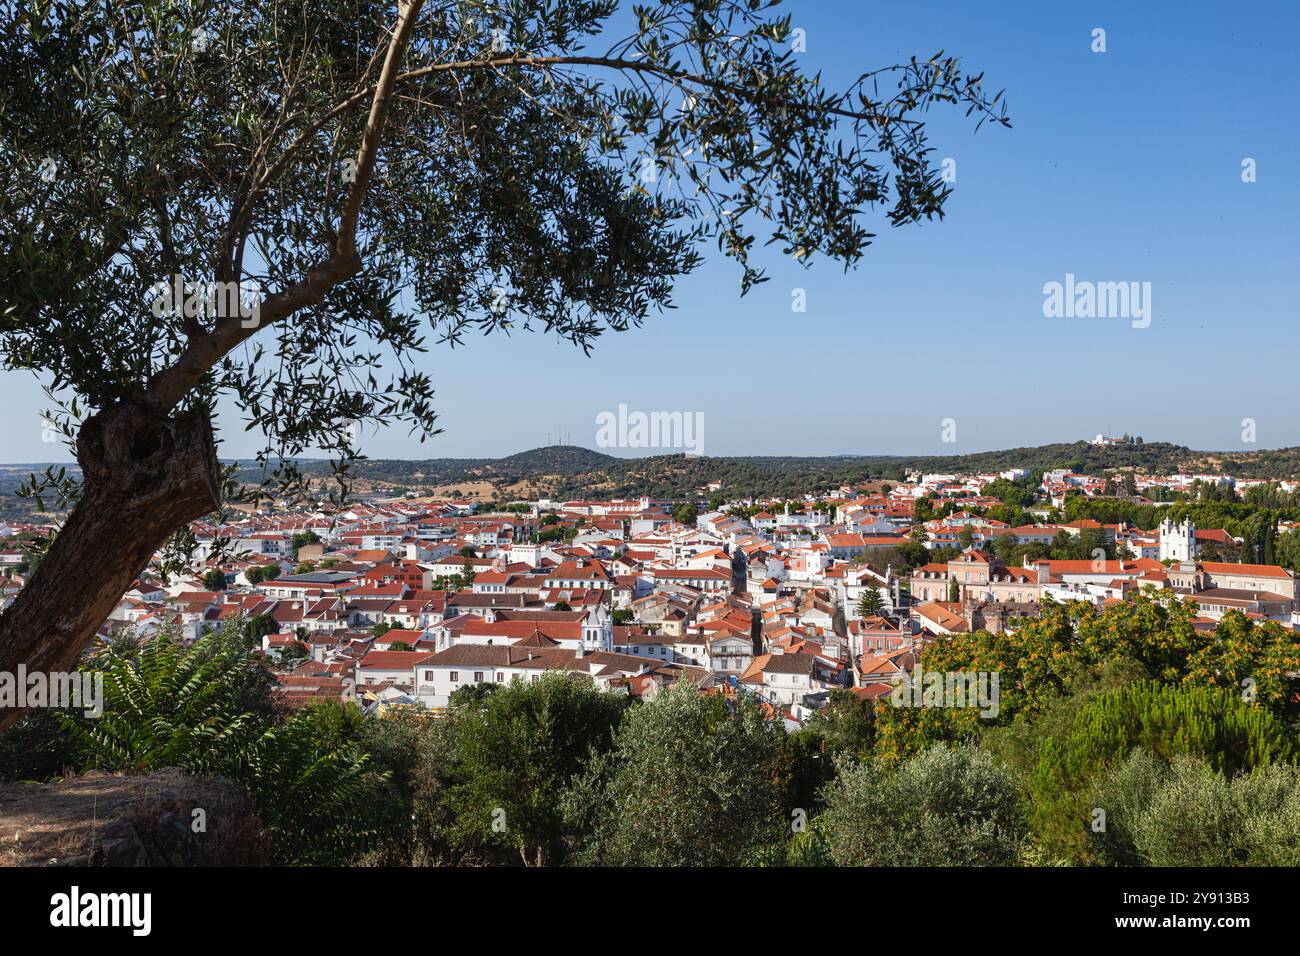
(0, 401, 220, 732)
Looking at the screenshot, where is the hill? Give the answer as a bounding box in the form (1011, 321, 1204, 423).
(496, 445, 619, 476)
(224, 440, 1300, 503)
(10, 442, 1300, 515)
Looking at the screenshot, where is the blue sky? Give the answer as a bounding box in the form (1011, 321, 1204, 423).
(5, 0, 1297, 462)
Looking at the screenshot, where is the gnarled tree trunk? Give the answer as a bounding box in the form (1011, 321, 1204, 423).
(0, 401, 219, 732)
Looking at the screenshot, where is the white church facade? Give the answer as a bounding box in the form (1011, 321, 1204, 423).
(1158, 518, 1198, 563)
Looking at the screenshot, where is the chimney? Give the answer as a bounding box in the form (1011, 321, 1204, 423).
(1034, 560, 1051, 585)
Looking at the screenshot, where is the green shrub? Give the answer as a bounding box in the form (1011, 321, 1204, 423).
(1027, 682, 1294, 863)
(1130, 757, 1300, 866)
(567, 684, 785, 866)
(819, 745, 1025, 866)
(63, 625, 389, 864)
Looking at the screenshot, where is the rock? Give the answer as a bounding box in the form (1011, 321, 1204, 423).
(0, 767, 271, 866)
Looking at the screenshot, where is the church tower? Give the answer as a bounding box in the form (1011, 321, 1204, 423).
(1158, 518, 1197, 563)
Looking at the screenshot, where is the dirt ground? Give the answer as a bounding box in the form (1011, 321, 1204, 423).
(0, 768, 268, 866)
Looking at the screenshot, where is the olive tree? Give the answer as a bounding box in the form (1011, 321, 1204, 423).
(819, 744, 1025, 866)
(0, 0, 1006, 729)
(566, 681, 787, 865)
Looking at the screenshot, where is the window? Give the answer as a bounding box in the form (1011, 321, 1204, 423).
(496, 672, 505, 682)
(423, 670, 434, 680)
(450, 671, 459, 682)
(474, 671, 484, 682)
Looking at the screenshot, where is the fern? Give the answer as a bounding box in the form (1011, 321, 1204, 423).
(63, 624, 390, 864)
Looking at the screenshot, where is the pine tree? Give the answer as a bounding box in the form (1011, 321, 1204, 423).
(856, 588, 885, 618)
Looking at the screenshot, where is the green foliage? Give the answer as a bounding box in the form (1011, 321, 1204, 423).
(420, 673, 628, 866)
(1086, 747, 1171, 866)
(65, 628, 264, 772)
(870, 692, 986, 767)
(799, 688, 876, 765)
(1058, 681, 1293, 775)
(1086, 749, 1300, 866)
(978, 659, 1143, 784)
(0, 708, 80, 782)
(915, 594, 1300, 730)
(769, 686, 873, 822)
(290, 531, 321, 557)
(283, 701, 426, 865)
(568, 684, 785, 865)
(1027, 682, 1295, 863)
(248, 612, 278, 641)
(1125, 757, 1300, 866)
(818, 745, 1025, 866)
(279, 637, 310, 661)
(772, 725, 837, 818)
(458, 556, 477, 588)
(238, 706, 393, 865)
(825, 594, 1299, 775)
(2, 0, 1008, 518)
(1278, 530, 1300, 572)
(202, 567, 227, 591)
(855, 588, 884, 618)
(983, 477, 1036, 508)
(61, 624, 389, 864)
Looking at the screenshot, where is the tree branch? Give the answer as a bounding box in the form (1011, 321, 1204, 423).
(147, 0, 428, 411)
(146, 44, 968, 414)
(336, 0, 426, 255)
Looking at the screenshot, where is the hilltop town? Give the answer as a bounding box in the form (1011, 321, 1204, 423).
(3, 0, 1296, 913)
(6, 456, 1296, 726)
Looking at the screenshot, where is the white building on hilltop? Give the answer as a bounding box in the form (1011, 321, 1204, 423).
(1159, 518, 1198, 563)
